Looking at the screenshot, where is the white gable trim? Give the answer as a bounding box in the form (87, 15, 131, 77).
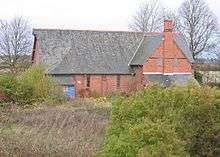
(143, 72, 163, 74)
(164, 72, 192, 75)
(143, 72, 192, 75)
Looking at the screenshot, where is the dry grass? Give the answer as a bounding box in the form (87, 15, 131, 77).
(0, 99, 111, 157)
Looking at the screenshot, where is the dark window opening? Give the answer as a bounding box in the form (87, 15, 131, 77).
(86, 75, 90, 87)
(117, 75, 120, 88)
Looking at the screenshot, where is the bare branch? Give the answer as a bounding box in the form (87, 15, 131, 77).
(129, 0, 182, 33)
(129, 0, 164, 33)
(178, 0, 218, 59)
(0, 16, 32, 74)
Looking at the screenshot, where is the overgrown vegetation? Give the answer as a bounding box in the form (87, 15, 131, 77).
(194, 71, 203, 84)
(0, 65, 65, 106)
(98, 84, 220, 157)
(0, 100, 110, 156)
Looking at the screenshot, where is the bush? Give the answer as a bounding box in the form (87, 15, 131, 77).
(15, 65, 65, 106)
(0, 74, 17, 102)
(194, 71, 203, 84)
(0, 65, 65, 106)
(90, 91, 103, 98)
(207, 82, 220, 88)
(99, 84, 220, 157)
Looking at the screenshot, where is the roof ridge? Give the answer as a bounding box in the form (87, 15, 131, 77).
(33, 28, 182, 35)
(33, 28, 165, 35)
(33, 28, 142, 33)
(129, 35, 163, 65)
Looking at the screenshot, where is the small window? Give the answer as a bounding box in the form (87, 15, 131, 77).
(86, 75, 90, 87)
(117, 75, 120, 88)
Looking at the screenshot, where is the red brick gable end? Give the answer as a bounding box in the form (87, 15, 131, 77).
(143, 20, 192, 75)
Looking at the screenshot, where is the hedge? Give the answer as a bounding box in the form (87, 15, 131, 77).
(98, 84, 220, 157)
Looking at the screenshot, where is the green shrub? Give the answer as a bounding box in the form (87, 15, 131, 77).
(15, 65, 64, 106)
(46, 83, 66, 104)
(0, 65, 65, 106)
(0, 102, 8, 107)
(99, 84, 220, 157)
(207, 82, 220, 88)
(90, 91, 103, 98)
(0, 74, 17, 102)
(177, 86, 220, 156)
(194, 71, 203, 84)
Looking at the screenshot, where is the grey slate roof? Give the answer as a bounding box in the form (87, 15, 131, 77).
(173, 34, 194, 63)
(34, 29, 143, 74)
(33, 29, 193, 74)
(129, 35, 163, 65)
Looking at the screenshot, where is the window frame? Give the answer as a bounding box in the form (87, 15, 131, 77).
(86, 75, 90, 88)
(116, 75, 120, 89)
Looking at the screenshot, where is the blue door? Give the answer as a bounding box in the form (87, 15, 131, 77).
(65, 85, 75, 97)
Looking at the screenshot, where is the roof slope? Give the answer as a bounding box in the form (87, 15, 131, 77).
(129, 34, 194, 65)
(173, 34, 194, 63)
(129, 35, 163, 65)
(34, 29, 143, 74)
(33, 29, 193, 74)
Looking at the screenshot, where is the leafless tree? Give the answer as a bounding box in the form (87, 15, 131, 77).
(210, 35, 220, 60)
(178, 0, 218, 60)
(129, 0, 181, 33)
(215, 31, 220, 59)
(129, 0, 164, 32)
(0, 17, 32, 74)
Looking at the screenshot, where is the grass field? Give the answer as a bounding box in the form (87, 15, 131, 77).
(0, 99, 111, 157)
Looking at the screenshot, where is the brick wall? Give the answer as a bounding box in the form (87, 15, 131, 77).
(143, 41, 192, 74)
(72, 66, 144, 96)
(32, 36, 41, 64)
(143, 20, 192, 74)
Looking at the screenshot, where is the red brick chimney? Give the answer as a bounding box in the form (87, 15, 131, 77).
(164, 19, 173, 32)
(163, 20, 174, 73)
(164, 20, 173, 57)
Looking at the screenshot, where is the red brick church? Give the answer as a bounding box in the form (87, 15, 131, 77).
(32, 20, 194, 97)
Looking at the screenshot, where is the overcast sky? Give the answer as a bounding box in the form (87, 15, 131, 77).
(0, 0, 219, 30)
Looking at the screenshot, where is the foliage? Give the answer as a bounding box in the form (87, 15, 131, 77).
(99, 84, 220, 157)
(0, 123, 17, 135)
(194, 71, 203, 84)
(0, 74, 17, 102)
(92, 91, 129, 103)
(0, 65, 65, 106)
(207, 82, 220, 89)
(16, 65, 48, 105)
(90, 91, 103, 98)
